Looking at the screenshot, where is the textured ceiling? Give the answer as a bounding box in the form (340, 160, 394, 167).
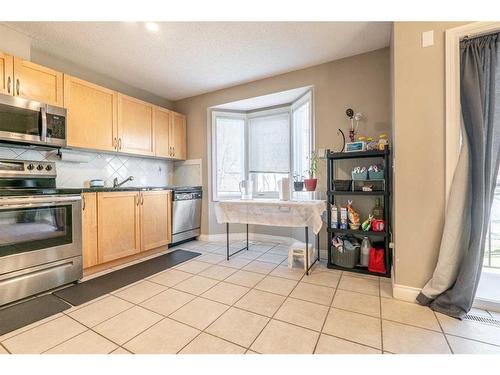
(4, 22, 391, 100)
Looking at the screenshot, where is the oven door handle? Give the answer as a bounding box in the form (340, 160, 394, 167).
(0, 195, 81, 208)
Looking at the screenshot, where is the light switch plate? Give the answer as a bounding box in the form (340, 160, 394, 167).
(422, 30, 434, 47)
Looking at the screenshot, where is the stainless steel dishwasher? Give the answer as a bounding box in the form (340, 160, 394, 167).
(171, 187, 202, 245)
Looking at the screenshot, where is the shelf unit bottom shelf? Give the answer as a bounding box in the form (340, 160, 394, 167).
(327, 262, 391, 278)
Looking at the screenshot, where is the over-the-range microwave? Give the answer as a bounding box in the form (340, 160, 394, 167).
(0, 93, 67, 148)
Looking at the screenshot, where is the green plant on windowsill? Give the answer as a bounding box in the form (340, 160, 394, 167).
(304, 151, 319, 191)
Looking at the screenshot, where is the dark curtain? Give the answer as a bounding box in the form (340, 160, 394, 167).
(428, 33, 500, 318)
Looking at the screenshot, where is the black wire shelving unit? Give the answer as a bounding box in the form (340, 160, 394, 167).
(326, 146, 392, 278)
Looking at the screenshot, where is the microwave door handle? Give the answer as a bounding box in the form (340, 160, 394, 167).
(40, 106, 47, 142)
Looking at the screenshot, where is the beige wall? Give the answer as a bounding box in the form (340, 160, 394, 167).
(392, 22, 468, 289)
(174, 47, 391, 243)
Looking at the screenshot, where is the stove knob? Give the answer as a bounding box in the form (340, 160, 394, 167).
(27, 163, 35, 171)
(36, 164, 44, 171)
(45, 165, 53, 171)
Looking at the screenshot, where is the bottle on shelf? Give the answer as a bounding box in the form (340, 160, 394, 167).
(360, 237, 371, 267)
(371, 198, 383, 220)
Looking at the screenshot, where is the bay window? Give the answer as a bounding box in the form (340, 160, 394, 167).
(211, 91, 312, 200)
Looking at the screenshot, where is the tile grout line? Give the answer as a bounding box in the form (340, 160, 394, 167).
(378, 278, 384, 353)
(312, 271, 342, 353)
(433, 310, 454, 354)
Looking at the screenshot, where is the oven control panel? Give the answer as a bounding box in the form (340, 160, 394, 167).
(0, 159, 56, 177)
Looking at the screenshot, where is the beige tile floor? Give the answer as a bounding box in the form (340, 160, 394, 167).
(2, 239, 500, 354)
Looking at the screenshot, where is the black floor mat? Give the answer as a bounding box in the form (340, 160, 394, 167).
(0, 294, 71, 336)
(53, 249, 200, 306)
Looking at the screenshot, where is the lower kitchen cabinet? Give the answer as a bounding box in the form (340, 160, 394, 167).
(82, 190, 173, 269)
(97, 191, 141, 264)
(140, 190, 172, 251)
(82, 192, 98, 268)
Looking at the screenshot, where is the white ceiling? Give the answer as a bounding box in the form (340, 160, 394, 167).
(3, 22, 391, 101)
(213, 86, 311, 111)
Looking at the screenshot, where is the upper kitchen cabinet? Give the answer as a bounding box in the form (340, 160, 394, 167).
(13, 57, 63, 106)
(171, 111, 187, 160)
(64, 75, 118, 152)
(117, 94, 155, 156)
(0, 53, 13, 95)
(154, 106, 172, 158)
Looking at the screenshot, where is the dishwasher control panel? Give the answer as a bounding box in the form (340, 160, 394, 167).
(173, 191, 202, 200)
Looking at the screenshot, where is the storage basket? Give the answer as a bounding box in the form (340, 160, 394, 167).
(352, 180, 385, 192)
(332, 239, 360, 268)
(351, 170, 368, 180)
(368, 169, 384, 180)
(333, 180, 352, 191)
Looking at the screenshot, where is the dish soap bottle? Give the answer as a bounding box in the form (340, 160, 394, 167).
(372, 198, 383, 220)
(360, 237, 371, 267)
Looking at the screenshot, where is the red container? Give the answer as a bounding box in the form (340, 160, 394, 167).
(368, 247, 386, 274)
(371, 219, 385, 232)
(304, 178, 317, 191)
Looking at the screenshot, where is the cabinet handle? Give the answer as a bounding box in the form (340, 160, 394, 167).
(172, 146, 175, 157)
(7, 77, 11, 94)
(135, 194, 139, 206)
(113, 137, 117, 150)
(118, 138, 122, 150)
(82, 196, 86, 211)
(16, 79, 20, 96)
(141, 194, 144, 205)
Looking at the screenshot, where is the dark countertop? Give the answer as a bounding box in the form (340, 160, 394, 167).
(0, 186, 202, 196)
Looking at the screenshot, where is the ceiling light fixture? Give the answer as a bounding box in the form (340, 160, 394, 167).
(145, 22, 159, 32)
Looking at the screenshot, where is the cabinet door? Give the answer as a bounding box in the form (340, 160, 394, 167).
(0, 52, 13, 96)
(64, 75, 118, 152)
(170, 112, 187, 160)
(140, 190, 172, 251)
(117, 94, 154, 156)
(82, 193, 98, 269)
(154, 107, 172, 158)
(13, 57, 63, 106)
(97, 192, 141, 264)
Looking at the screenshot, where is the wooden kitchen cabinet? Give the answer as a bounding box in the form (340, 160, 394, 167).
(97, 191, 141, 263)
(64, 75, 118, 152)
(82, 193, 98, 269)
(117, 94, 155, 156)
(140, 190, 172, 251)
(13, 57, 63, 106)
(170, 111, 187, 160)
(154, 106, 172, 158)
(0, 52, 13, 95)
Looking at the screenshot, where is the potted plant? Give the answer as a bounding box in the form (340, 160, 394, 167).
(293, 174, 304, 191)
(304, 151, 318, 191)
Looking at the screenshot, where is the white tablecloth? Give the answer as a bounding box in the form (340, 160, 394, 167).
(214, 199, 327, 234)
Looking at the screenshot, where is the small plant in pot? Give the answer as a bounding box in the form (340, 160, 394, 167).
(293, 174, 304, 191)
(304, 151, 318, 191)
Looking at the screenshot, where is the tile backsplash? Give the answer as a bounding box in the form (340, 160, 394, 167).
(0, 145, 173, 188)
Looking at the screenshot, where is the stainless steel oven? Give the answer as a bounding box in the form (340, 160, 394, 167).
(0, 93, 66, 148)
(0, 159, 81, 307)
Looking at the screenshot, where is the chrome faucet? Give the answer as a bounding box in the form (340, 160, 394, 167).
(113, 176, 134, 188)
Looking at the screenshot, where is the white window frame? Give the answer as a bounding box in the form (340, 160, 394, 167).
(291, 91, 313, 181)
(211, 90, 314, 201)
(211, 110, 247, 200)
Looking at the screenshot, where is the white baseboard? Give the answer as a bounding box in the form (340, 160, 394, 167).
(392, 283, 421, 303)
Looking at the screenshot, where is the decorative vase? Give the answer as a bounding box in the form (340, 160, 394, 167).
(293, 181, 304, 191)
(304, 178, 317, 191)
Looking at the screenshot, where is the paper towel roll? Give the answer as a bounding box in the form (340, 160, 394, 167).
(278, 177, 290, 201)
(46, 150, 90, 163)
